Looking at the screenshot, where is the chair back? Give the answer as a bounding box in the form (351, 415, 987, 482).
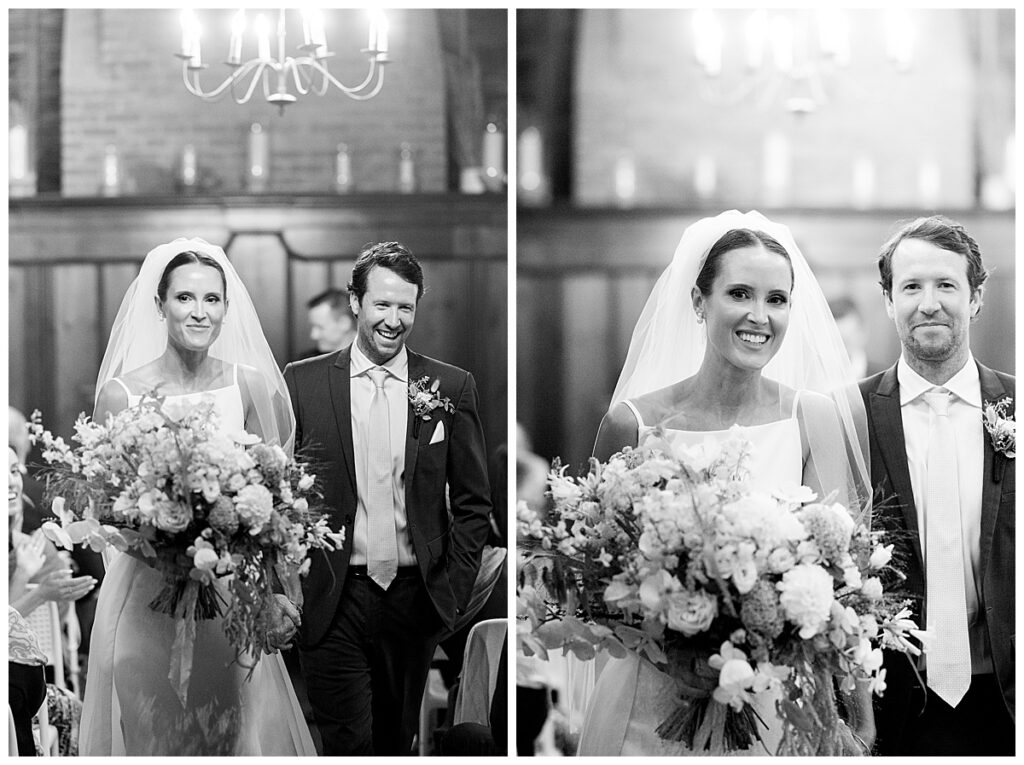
(22, 601, 65, 689)
(452, 618, 507, 727)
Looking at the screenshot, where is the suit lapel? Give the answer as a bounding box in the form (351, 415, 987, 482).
(404, 350, 424, 491)
(870, 365, 924, 569)
(977, 361, 1008, 582)
(329, 348, 357, 491)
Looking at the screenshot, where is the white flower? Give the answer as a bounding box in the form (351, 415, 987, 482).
(234, 484, 274, 533)
(297, 473, 315, 491)
(777, 564, 835, 639)
(860, 577, 883, 600)
(665, 588, 718, 636)
(732, 557, 758, 595)
(843, 566, 863, 588)
(767, 547, 796, 573)
(869, 544, 894, 569)
(193, 547, 219, 570)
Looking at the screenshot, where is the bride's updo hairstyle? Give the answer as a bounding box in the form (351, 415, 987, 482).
(694, 228, 794, 296)
(156, 250, 228, 303)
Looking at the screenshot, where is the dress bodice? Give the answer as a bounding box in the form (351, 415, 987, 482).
(623, 393, 804, 492)
(111, 365, 245, 434)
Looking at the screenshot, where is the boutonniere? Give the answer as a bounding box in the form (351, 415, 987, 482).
(408, 376, 454, 438)
(984, 396, 1014, 482)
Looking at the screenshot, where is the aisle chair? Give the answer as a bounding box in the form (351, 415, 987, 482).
(451, 618, 507, 727)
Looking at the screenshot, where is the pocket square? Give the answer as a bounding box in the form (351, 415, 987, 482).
(429, 421, 446, 444)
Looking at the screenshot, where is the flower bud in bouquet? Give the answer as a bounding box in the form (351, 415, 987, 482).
(869, 543, 894, 569)
(860, 576, 883, 599)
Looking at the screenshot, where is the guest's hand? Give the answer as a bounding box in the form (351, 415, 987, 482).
(15, 534, 47, 579)
(36, 568, 96, 603)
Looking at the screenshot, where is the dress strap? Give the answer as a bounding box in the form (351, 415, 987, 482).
(622, 399, 646, 429)
(790, 389, 801, 419)
(110, 377, 133, 398)
(232, 363, 239, 385)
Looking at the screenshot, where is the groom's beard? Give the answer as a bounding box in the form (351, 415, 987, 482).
(902, 320, 967, 363)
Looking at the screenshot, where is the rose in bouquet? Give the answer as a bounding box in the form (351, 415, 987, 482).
(28, 395, 344, 702)
(517, 426, 928, 755)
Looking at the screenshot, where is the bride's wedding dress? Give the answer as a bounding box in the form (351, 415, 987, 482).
(79, 372, 317, 755)
(576, 396, 804, 756)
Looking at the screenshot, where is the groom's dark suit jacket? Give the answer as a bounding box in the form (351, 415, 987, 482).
(860, 361, 1014, 751)
(284, 345, 492, 646)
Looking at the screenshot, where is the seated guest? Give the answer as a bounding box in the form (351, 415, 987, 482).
(9, 606, 47, 756)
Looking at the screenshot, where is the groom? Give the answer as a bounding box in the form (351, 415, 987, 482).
(284, 241, 492, 755)
(860, 216, 1014, 755)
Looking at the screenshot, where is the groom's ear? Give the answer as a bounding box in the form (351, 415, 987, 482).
(349, 291, 360, 317)
(969, 287, 984, 322)
(883, 290, 895, 320)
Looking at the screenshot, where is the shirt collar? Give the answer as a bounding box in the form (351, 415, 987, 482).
(897, 352, 981, 408)
(350, 341, 408, 382)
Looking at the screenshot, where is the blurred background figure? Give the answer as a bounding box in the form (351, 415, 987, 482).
(828, 294, 874, 379)
(302, 288, 356, 359)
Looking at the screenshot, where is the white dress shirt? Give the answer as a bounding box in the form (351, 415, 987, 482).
(349, 342, 417, 567)
(897, 353, 990, 674)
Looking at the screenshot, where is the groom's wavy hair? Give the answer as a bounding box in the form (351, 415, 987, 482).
(695, 228, 794, 296)
(348, 241, 425, 303)
(156, 250, 227, 302)
(876, 215, 990, 299)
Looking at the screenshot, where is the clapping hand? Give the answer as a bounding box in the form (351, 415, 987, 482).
(15, 534, 47, 579)
(265, 594, 301, 652)
(37, 567, 96, 603)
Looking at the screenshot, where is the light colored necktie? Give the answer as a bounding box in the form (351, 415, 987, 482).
(923, 387, 971, 707)
(366, 367, 398, 590)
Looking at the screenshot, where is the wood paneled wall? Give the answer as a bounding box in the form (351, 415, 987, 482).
(518, 207, 1015, 471)
(10, 194, 508, 465)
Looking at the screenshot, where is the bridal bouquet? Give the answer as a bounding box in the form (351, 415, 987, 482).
(28, 396, 344, 701)
(517, 426, 927, 755)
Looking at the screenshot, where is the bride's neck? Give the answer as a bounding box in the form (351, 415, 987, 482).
(159, 347, 215, 389)
(691, 357, 766, 416)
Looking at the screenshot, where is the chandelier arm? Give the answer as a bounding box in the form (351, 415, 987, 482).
(288, 59, 317, 96)
(298, 57, 386, 100)
(182, 60, 269, 103)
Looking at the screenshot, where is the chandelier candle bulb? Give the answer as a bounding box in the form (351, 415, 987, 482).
(227, 10, 245, 66)
(256, 14, 271, 60)
(180, 9, 201, 65)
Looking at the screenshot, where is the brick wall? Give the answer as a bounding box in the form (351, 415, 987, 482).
(573, 9, 1012, 210)
(57, 9, 448, 196)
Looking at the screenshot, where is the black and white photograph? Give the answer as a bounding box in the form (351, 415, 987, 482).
(516, 8, 1014, 757)
(9, 8, 507, 756)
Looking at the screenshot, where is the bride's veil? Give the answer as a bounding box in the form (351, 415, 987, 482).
(95, 237, 294, 452)
(610, 210, 872, 519)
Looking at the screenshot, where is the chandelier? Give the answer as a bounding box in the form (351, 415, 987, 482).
(177, 9, 390, 114)
(691, 9, 914, 115)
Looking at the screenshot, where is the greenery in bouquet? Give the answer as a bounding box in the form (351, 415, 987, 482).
(517, 426, 929, 755)
(28, 395, 344, 679)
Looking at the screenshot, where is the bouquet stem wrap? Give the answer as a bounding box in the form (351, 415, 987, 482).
(152, 575, 224, 706)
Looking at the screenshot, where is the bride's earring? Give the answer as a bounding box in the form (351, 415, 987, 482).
(696, 312, 704, 324)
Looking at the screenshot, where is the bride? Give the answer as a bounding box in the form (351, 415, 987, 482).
(580, 211, 875, 756)
(79, 238, 317, 755)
